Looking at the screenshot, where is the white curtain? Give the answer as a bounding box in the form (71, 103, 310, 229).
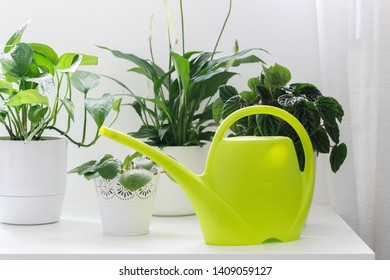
(316, 0, 390, 259)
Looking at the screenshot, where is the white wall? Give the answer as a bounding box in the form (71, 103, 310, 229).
(0, 0, 327, 206)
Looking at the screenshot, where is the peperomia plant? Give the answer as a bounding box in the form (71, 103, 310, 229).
(213, 63, 347, 172)
(0, 21, 119, 145)
(100, 0, 265, 146)
(69, 153, 158, 191)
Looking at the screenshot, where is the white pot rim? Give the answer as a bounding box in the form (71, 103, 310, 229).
(0, 136, 67, 142)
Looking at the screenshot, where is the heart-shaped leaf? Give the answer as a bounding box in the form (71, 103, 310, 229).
(0, 42, 33, 77)
(4, 20, 30, 53)
(330, 143, 347, 172)
(56, 53, 82, 73)
(71, 70, 100, 94)
(85, 93, 114, 127)
(97, 158, 122, 180)
(256, 114, 281, 136)
(6, 89, 49, 107)
(219, 85, 238, 103)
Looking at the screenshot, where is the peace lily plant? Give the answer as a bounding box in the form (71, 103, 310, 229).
(0, 21, 119, 145)
(100, 0, 265, 147)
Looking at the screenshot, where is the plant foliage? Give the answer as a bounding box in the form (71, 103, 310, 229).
(100, 0, 266, 146)
(213, 63, 347, 172)
(69, 153, 158, 191)
(0, 22, 119, 145)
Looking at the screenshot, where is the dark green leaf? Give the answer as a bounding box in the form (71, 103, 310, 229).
(294, 140, 305, 171)
(212, 98, 223, 124)
(218, 85, 238, 104)
(294, 101, 320, 135)
(70, 160, 98, 175)
(98, 45, 157, 81)
(0, 107, 8, 122)
(71, 70, 100, 94)
(28, 105, 48, 123)
(119, 169, 152, 191)
(325, 123, 340, 144)
(6, 89, 49, 107)
(222, 95, 242, 119)
(315, 96, 339, 126)
(257, 84, 272, 105)
(131, 125, 159, 140)
(291, 83, 322, 101)
(311, 127, 330, 153)
(97, 158, 122, 179)
(85, 93, 114, 127)
(256, 114, 281, 136)
(1, 43, 33, 77)
(330, 143, 347, 172)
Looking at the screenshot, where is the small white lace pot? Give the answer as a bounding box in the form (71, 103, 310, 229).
(94, 172, 159, 236)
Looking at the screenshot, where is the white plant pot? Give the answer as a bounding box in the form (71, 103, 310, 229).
(0, 137, 68, 225)
(152, 145, 208, 216)
(95, 173, 159, 236)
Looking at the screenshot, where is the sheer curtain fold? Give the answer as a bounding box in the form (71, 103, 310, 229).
(316, 0, 390, 259)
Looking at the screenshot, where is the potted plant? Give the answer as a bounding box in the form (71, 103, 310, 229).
(99, 0, 266, 215)
(69, 153, 160, 235)
(0, 22, 118, 225)
(212, 63, 347, 172)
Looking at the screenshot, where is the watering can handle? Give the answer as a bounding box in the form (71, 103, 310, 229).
(212, 105, 314, 179)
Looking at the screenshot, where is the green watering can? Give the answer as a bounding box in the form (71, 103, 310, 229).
(100, 105, 315, 245)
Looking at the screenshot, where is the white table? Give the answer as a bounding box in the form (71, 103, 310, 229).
(0, 205, 374, 260)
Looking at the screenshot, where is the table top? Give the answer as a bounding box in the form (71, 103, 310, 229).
(0, 205, 374, 260)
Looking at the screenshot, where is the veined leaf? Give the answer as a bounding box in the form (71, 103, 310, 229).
(212, 98, 223, 124)
(0, 42, 33, 77)
(6, 89, 49, 107)
(219, 85, 238, 103)
(247, 77, 260, 92)
(256, 114, 281, 136)
(278, 94, 306, 108)
(119, 169, 152, 191)
(85, 93, 114, 127)
(263, 63, 292, 87)
(311, 127, 330, 153)
(330, 143, 347, 172)
(291, 83, 322, 101)
(71, 70, 100, 94)
(28, 105, 48, 123)
(29, 43, 58, 65)
(222, 95, 242, 119)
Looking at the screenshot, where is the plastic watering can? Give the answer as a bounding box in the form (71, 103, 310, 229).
(100, 105, 315, 245)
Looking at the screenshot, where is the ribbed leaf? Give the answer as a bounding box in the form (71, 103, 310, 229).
(325, 122, 340, 144)
(222, 95, 242, 119)
(212, 98, 223, 124)
(256, 114, 281, 136)
(311, 127, 330, 153)
(219, 84, 238, 103)
(278, 94, 306, 108)
(294, 101, 320, 135)
(330, 143, 347, 172)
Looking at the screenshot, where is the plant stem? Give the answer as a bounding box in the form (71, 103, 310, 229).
(180, 0, 185, 54)
(211, 0, 232, 59)
(47, 126, 100, 148)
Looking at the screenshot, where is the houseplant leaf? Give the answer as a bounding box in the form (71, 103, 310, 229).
(4, 20, 29, 53)
(256, 114, 281, 136)
(6, 89, 49, 107)
(0, 81, 13, 94)
(59, 98, 75, 121)
(56, 53, 82, 73)
(222, 95, 242, 119)
(0, 42, 33, 77)
(71, 70, 100, 94)
(97, 158, 122, 180)
(28, 105, 48, 123)
(25, 73, 55, 95)
(311, 127, 330, 153)
(263, 63, 291, 87)
(171, 51, 190, 92)
(85, 93, 114, 127)
(330, 143, 347, 173)
(212, 98, 223, 123)
(119, 169, 152, 191)
(29, 43, 58, 65)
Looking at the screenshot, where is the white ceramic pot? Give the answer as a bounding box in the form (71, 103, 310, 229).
(0, 137, 68, 225)
(152, 145, 209, 216)
(95, 173, 159, 236)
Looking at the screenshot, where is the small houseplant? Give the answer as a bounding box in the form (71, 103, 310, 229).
(212, 63, 347, 172)
(70, 153, 160, 235)
(100, 0, 266, 215)
(0, 22, 118, 225)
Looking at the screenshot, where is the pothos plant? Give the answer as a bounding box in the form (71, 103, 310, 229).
(69, 153, 158, 191)
(100, 0, 265, 146)
(212, 63, 347, 172)
(0, 21, 120, 145)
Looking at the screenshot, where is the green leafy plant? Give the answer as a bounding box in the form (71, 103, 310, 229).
(69, 153, 158, 191)
(0, 21, 119, 145)
(100, 0, 265, 146)
(213, 63, 347, 172)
